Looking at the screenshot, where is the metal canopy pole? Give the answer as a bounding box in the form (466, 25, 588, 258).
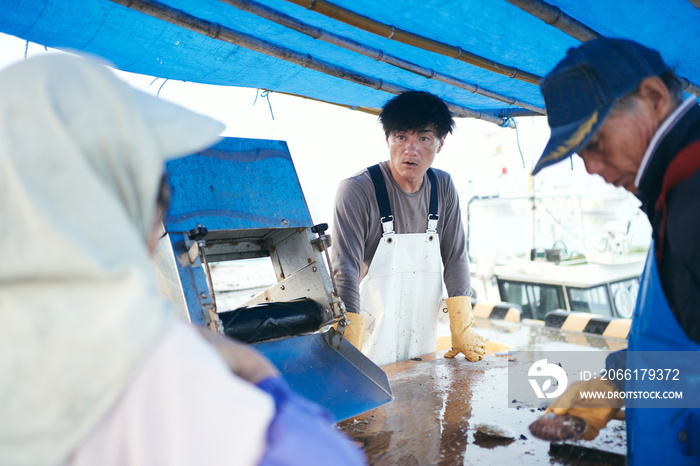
(504, 0, 600, 42)
(505, 0, 700, 97)
(284, 0, 542, 86)
(108, 0, 521, 126)
(220, 0, 545, 114)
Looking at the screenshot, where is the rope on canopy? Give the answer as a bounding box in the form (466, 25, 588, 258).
(220, 0, 546, 114)
(283, 0, 542, 86)
(108, 0, 523, 126)
(505, 0, 700, 97)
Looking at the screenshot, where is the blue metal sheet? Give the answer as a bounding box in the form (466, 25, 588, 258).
(254, 328, 393, 422)
(164, 137, 312, 233)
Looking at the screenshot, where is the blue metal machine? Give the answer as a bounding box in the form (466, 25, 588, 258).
(162, 137, 392, 421)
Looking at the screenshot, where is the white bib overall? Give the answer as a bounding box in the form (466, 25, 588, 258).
(358, 165, 443, 366)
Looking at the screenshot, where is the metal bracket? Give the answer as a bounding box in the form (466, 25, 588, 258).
(171, 225, 224, 333)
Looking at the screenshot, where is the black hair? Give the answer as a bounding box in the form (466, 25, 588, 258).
(378, 91, 455, 140)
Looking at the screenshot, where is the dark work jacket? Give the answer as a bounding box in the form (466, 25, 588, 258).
(636, 101, 700, 345)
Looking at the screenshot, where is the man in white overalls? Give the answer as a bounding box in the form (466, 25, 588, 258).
(330, 91, 485, 366)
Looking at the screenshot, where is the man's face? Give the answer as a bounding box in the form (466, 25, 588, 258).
(386, 126, 445, 193)
(577, 98, 658, 194)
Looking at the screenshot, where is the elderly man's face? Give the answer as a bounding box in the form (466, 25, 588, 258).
(577, 98, 658, 194)
(576, 76, 672, 194)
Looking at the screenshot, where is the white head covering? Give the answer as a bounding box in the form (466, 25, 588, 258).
(0, 54, 224, 465)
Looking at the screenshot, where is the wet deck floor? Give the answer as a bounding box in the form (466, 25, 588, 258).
(338, 319, 628, 465)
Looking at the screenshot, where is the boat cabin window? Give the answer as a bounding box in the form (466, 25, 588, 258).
(497, 280, 565, 320)
(609, 278, 640, 318)
(567, 285, 613, 317)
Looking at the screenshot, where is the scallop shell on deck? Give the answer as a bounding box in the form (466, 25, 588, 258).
(528, 413, 586, 441)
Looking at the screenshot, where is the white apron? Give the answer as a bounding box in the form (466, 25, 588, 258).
(358, 165, 443, 366)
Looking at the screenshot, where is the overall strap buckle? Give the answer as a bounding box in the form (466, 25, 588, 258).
(381, 215, 395, 235)
(427, 213, 439, 233)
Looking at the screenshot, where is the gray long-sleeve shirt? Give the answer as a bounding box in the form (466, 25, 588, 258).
(330, 161, 470, 314)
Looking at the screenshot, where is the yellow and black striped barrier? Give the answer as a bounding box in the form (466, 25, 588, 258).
(471, 301, 521, 322)
(544, 310, 631, 340)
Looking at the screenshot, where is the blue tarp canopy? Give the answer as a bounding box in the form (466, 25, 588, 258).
(2, 0, 700, 125)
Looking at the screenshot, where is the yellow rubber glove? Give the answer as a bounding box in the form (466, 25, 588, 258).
(342, 312, 367, 351)
(545, 378, 622, 440)
(443, 296, 485, 361)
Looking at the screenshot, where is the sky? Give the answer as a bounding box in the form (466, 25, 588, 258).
(0, 32, 649, 259)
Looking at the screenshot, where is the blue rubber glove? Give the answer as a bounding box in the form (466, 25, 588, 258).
(256, 377, 366, 466)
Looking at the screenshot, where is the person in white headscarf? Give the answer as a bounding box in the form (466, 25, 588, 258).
(0, 54, 365, 466)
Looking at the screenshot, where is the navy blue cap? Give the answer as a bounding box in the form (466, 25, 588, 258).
(532, 38, 669, 175)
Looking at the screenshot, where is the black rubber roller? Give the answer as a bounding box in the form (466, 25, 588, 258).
(219, 298, 333, 344)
